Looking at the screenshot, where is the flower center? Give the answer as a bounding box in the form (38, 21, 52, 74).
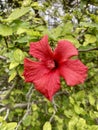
(47, 60, 58, 70)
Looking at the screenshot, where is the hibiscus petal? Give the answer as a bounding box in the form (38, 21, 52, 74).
(23, 58, 50, 82)
(29, 35, 53, 61)
(33, 70, 60, 101)
(54, 40, 78, 63)
(59, 60, 88, 86)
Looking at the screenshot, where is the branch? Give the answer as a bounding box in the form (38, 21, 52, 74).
(55, 90, 70, 97)
(0, 55, 7, 60)
(1, 84, 15, 100)
(0, 100, 46, 111)
(0, 107, 6, 113)
(14, 103, 28, 109)
(79, 47, 98, 52)
(15, 86, 34, 130)
(49, 98, 58, 123)
(4, 37, 8, 48)
(4, 108, 10, 120)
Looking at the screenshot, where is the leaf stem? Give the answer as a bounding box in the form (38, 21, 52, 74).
(79, 47, 98, 52)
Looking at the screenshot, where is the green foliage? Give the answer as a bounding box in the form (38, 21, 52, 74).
(5, 7, 30, 22)
(0, 24, 12, 36)
(0, 116, 17, 130)
(0, 0, 98, 130)
(43, 122, 52, 130)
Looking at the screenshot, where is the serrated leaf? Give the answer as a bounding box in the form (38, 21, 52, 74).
(90, 111, 98, 119)
(75, 90, 85, 101)
(0, 125, 7, 130)
(64, 110, 74, 118)
(9, 62, 19, 69)
(16, 28, 27, 34)
(76, 118, 87, 130)
(84, 34, 96, 46)
(43, 122, 52, 130)
(22, 116, 31, 127)
(13, 49, 25, 63)
(68, 116, 78, 130)
(80, 22, 98, 29)
(32, 104, 38, 111)
(74, 105, 86, 115)
(7, 122, 17, 130)
(8, 69, 17, 82)
(62, 22, 73, 34)
(15, 35, 30, 43)
(0, 24, 12, 36)
(64, 35, 80, 48)
(69, 96, 75, 105)
(88, 94, 95, 106)
(88, 125, 98, 130)
(54, 116, 63, 124)
(6, 7, 30, 21)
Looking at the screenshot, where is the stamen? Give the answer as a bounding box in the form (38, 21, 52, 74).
(47, 60, 58, 70)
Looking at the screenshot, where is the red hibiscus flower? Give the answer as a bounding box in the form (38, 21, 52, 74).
(23, 35, 88, 101)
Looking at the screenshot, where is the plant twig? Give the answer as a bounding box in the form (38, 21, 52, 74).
(0, 55, 7, 60)
(4, 108, 10, 120)
(55, 90, 70, 97)
(49, 98, 58, 123)
(0, 107, 6, 113)
(4, 37, 8, 48)
(15, 86, 34, 130)
(2, 84, 15, 100)
(14, 103, 29, 109)
(79, 47, 98, 52)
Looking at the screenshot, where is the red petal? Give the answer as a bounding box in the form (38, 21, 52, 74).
(33, 70, 60, 101)
(29, 35, 53, 61)
(59, 60, 88, 86)
(54, 40, 78, 63)
(23, 58, 50, 82)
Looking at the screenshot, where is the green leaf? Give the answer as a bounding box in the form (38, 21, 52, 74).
(0, 125, 7, 130)
(8, 69, 17, 82)
(74, 105, 86, 115)
(22, 116, 31, 127)
(43, 122, 52, 130)
(32, 104, 38, 111)
(76, 118, 87, 130)
(6, 7, 30, 21)
(0, 24, 12, 36)
(17, 65, 24, 78)
(9, 62, 19, 69)
(69, 96, 75, 105)
(89, 111, 98, 119)
(88, 125, 98, 130)
(64, 35, 80, 48)
(80, 22, 98, 29)
(0, 116, 4, 122)
(13, 49, 25, 63)
(62, 22, 73, 35)
(15, 35, 30, 43)
(23, 0, 31, 6)
(83, 34, 96, 46)
(64, 110, 75, 118)
(55, 116, 63, 124)
(88, 94, 95, 106)
(68, 116, 78, 130)
(6, 122, 17, 130)
(16, 28, 27, 34)
(75, 90, 85, 101)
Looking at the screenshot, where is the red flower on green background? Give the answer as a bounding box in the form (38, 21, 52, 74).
(23, 35, 88, 101)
